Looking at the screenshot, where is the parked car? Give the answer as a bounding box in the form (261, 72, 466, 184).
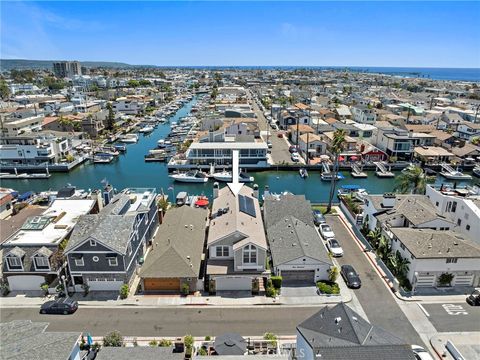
(289, 145, 298, 153)
(411, 345, 434, 360)
(326, 238, 344, 257)
(341, 265, 361, 289)
(291, 152, 300, 162)
(40, 298, 78, 315)
(466, 289, 480, 306)
(312, 210, 326, 226)
(319, 223, 335, 239)
(267, 141, 273, 148)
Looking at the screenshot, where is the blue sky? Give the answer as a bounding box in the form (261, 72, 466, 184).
(1, 1, 479, 68)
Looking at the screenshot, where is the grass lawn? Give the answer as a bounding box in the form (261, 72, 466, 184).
(312, 205, 337, 214)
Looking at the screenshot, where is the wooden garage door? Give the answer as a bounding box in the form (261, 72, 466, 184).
(144, 278, 180, 291)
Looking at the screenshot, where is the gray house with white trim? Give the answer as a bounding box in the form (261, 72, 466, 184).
(65, 188, 158, 292)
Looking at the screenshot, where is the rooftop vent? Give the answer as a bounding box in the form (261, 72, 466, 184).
(335, 317, 342, 324)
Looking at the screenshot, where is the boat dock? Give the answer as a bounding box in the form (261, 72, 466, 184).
(351, 163, 368, 178)
(374, 161, 395, 178)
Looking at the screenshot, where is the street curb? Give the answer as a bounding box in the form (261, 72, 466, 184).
(429, 336, 447, 360)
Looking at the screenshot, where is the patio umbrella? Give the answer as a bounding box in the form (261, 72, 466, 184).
(195, 198, 209, 207)
(338, 156, 345, 162)
(350, 155, 358, 161)
(320, 155, 330, 160)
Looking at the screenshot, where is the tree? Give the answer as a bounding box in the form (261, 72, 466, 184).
(263, 332, 278, 347)
(377, 235, 390, 260)
(367, 227, 382, 248)
(328, 266, 339, 282)
(326, 129, 346, 213)
(388, 251, 410, 278)
(0, 79, 10, 100)
(394, 165, 427, 194)
(103, 331, 123, 347)
(106, 102, 115, 130)
(127, 79, 140, 88)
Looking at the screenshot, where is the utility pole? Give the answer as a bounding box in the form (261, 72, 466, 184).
(296, 113, 300, 147)
(306, 132, 310, 165)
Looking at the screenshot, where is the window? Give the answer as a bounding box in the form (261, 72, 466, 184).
(92, 256, 99, 262)
(90, 239, 97, 247)
(400, 243, 406, 251)
(464, 213, 469, 220)
(108, 257, 118, 266)
(466, 224, 470, 231)
(243, 245, 257, 264)
(457, 219, 462, 226)
(74, 257, 84, 266)
(446, 258, 458, 264)
(34, 256, 49, 270)
(451, 201, 457, 213)
(7, 256, 22, 270)
(216, 246, 229, 257)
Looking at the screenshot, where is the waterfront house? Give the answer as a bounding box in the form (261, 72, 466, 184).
(363, 193, 454, 233)
(297, 133, 327, 159)
(139, 206, 207, 293)
(0, 134, 72, 166)
(335, 105, 352, 120)
(1, 198, 96, 291)
(426, 184, 480, 245)
(294, 303, 415, 360)
(1, 320, 82, 360)
(263, 194, 332, 284)
(289, 124, 315, 145)
(225, 118, 260, 138)
(206, 184, 268, 292)
(387, 227, 480, 288)
(81, 112, 105, 138)
(413, 146, 454, 164)
(356, 140, 388, 162)
(65, 188, 158, 292)
(449, 142, 480, 160)
(113, 97, 146, 115)
(374, 127, 435, 160)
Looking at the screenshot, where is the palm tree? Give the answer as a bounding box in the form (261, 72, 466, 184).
(394, 165, 427, 194)
(377, 235, 391, 260)
(388, 251, 410, 277)
(326, 129, 346, 213)
(367, 227, 382, 248)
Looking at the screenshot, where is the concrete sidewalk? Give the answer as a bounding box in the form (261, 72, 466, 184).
(0, 286, 351, 308)
(430, 332, 480, 360)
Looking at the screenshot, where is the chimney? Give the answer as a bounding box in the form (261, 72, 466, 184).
(213, 182, 219, 199)
(253, 184, 259, 199)
(382, 193, 396, 208)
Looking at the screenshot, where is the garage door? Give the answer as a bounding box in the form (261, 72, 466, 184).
(216, 276, 252, 291)
(87, 279, 124, 291)
(8, 275, 44, 291)
(416, 274, 435, 287)
(454, 274, 474, 286)
(144, 278, 180, 291)
(281, 270, 315, 284)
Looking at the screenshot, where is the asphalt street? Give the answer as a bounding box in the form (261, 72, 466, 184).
(421, 302, 480, 332)
(0, 306, 322, 337)
(326, 215, 425, 346)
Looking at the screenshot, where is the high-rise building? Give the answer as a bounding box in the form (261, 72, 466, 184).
(53, 61, 82, 78)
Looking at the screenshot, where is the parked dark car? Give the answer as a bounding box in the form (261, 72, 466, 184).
(466, 290, 480, 306)
(341, 265, 361, 289)
(289, 145, 298, 153)
(312, 210, 326, 226)
(40, 298, 78, 315)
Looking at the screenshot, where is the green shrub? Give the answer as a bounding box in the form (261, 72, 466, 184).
(103, 331, 123, 347)
(198, 347, 208, 356)
(263, 332, 278, 347)
(184, 334, 194, 349)
(316, 281, 340, 295)
(204, 336, 211, 341)
(119, 284, 129, 299)
(270, 276, 282, 289)
(266, 286, 277, 298)
(40, 283, 49, 295)
(159, 339, 172, 347)
(181, 283, 190, 295)
(328, 267, 339, 282)
(149, 340, 158, 347)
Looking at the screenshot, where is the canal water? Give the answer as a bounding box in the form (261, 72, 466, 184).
(1, 97, 477, 203)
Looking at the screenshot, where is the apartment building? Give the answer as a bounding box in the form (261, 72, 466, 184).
(53, 61, 82, 78)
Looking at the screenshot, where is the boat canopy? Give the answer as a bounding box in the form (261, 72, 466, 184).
(340, 184, 361, 190)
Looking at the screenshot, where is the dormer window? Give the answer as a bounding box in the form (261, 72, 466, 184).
(90, 239, 97, 247)
(33, 255, 50, 271)
(7, 256, 23, 271)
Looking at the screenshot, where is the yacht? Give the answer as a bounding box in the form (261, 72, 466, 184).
(139, 125, 154, 134)
(212, 171, 254, 183)
(169, 170, 208, 183)
(337, 184, 367, 198)
(93, 154, 114, 164)
(473, 165, 480, 178)
(119, 133, 139, 143)
(439, 163, 472, 180)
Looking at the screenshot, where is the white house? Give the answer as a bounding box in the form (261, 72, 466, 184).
(1, 115, 44, 137)
(426, 184, 480, 245)
(351, 105, 377, 124)
(113, 97, 146, 115)
(455, 121, 480, 141)
(388, 227, 480, 288)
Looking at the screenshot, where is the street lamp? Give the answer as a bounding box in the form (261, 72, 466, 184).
(61, 275, 67, 297)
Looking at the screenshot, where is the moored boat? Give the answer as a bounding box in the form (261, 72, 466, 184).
(169, 170, 208, 183)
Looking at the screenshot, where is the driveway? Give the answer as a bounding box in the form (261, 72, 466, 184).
(325, 215, 424, 346)
(281, 284, 318, 298)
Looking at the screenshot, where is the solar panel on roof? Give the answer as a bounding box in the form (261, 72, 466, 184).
(238, 195, 256, 217)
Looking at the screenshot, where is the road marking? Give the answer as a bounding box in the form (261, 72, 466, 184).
(417, 303, 430, 317)
(442, 303, 468, 315)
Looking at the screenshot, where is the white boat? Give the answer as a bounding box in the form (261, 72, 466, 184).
(157, 139, 165, 148)
(169, 170, 208, 183)
(212, 171, 254, 183)
(321, 163, 344, 181)
(119, 133, 139, 143)
(93, 155, 114, 164)
(299, 168, 308, 178)
(473, 165, 480, 178)
(139, 126, 154, 133)
(440, 163, 472, 180)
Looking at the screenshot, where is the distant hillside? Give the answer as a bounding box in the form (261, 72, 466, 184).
(0, 59, 158, 71)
